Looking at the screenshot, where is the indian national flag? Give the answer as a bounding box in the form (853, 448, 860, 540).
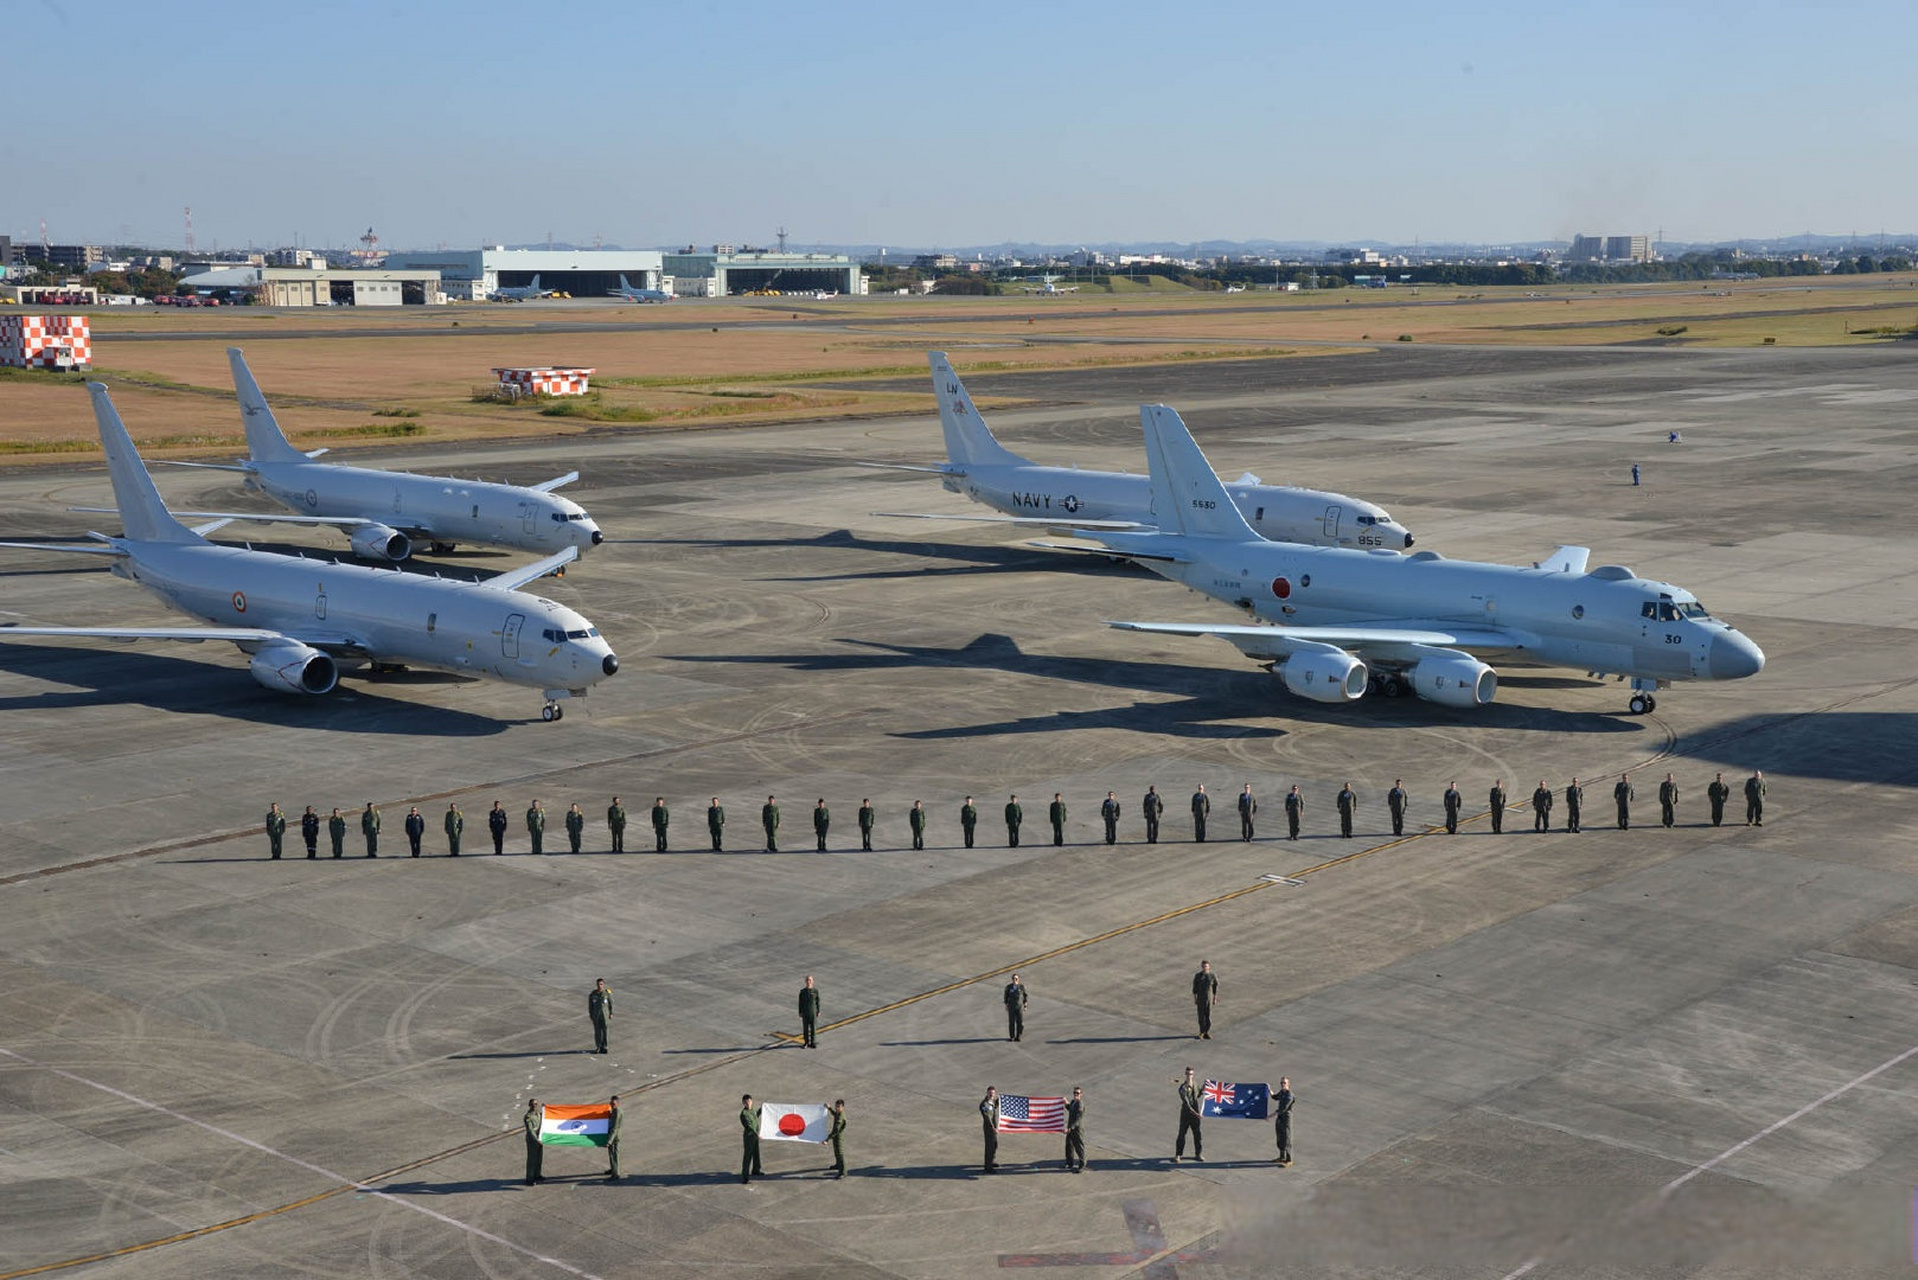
(758, 1102, 829, 1142)
(539, 1102, 613, 1147)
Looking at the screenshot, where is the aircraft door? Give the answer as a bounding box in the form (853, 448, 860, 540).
(1322, 505, 1342, 540)
(501, 612, 524, 660)
(520, 502, 538, 536)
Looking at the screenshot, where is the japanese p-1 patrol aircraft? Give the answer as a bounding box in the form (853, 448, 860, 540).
(1078, 404, 1762, 714)
(0, 384, 619, 721)
(142, 348, 602, 563)
(873, 353, 1414, 550)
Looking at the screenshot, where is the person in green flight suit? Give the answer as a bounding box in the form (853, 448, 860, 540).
(812, 799, 830, 852)
(739, 1095, 763, 1183)
(588, 977, 613, 1054)
(1336, 784, 1357, 838)
(1531, 781, 1553, 832)
(1005, 794, 1023, 847)
(605, 1096, 623, 1181)
(1707, 772, 1731, 827)
(707, 797, 724, 851)
(909, 799, 927, 850)
(360, 801, 381, 858)
(523, 1098, 544, 1185)
(1442, 781, 1462, 835)
(1744, 770, 1767, 826)
(265, 802, 286, 860)
(526, 799, 547, 854)
(1488, 779, 1507, 834)
(1174, 1066, 1204, 1162)
(1613, 776, 1634, 830)
(825, 1099, 847, 1177)
(327, 807, 347, 859)
(565, 802, 585, 854)
(649, 796, 668, 852)
(1657, 772, 1679, 828)
(858, 798, 876, 851)
(1049, 793, 1067, 846)
(762, 795, 780, 853)
(798, 974, 820, 1048)
(960, 796, 978, 848)
(1064, 1087, 1086, 1173)
(1388, 780, 1408, 836)
(1565, 777, 1584, 833)
(607, 795, 628, 853)
(444, 802, 463, 856)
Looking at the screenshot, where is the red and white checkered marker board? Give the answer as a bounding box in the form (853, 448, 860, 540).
(0, 315, 91, 368)
(492, 366, 595, 396)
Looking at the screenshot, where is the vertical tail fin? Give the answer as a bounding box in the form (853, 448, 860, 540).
(89, 384, 198, 543)
(928, 352, 1028, 469)
(227, 347, 306, 464)
(618, 275, 631, 290)
(1139, 405, 1259, 541)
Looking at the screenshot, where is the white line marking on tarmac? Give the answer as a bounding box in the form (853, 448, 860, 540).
(1497, 1038, 1918, 1280)
(0, 1047, 604, 1280)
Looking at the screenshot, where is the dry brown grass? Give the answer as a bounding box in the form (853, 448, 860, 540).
(2, 276, 1912, 462)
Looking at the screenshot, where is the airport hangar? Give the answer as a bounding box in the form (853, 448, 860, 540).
(382, 246, 866, 300)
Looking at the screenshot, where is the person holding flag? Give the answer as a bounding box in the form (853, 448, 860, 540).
(1174, 1066, 1204, 1162)
(739, 1094, 763, 1184)
(827, 1100, 847, 1178)
(980, 1086, 1000, 1173)
(1273, 1077, 1295, 1167)
(522, 1098, 544, 1185)
(1064, 1087, 1086, 1173)
(606, 1096, 624, 1181)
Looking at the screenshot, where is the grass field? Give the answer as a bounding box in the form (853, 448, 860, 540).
(0, 276, 1912, 462)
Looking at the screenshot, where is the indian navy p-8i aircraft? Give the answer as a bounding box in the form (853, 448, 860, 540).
(872, 352, 1414, 550)
(145, 348, 603, 563)
(0, 383, 618, 721)
(1083, 404, 1762, 714)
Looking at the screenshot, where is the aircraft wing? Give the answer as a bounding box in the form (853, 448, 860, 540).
(872, 511, 1151, 532)
(1027, 539, 1189, 564)
(0, 623, 363, 653)
(485, 545, 578, 591)
(529, 472, 579, 493)
(68, 506, 442, 540)
(1107, 619, 1523, 659)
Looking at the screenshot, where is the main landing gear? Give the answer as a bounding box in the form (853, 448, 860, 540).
(1628, 693, 1658, 715)
(540, 702, 566, 722)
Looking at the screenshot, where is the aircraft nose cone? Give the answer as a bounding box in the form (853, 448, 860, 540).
(1708, 630, 1765, 680)
(601, 652, 620, 677)
(590, 528, 604, 546)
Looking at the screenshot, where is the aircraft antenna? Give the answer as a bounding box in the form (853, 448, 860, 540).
(182, 207, 194, 254)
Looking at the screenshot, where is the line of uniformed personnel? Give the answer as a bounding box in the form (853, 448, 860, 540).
(265, 772, 1770, 858)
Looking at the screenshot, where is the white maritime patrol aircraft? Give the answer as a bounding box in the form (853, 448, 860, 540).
(609, 274, 672, 303)
(493, 274, 556, 301)
(1076, 404, 1762, 714)
(872, 352, 1414, 550)
(139, 349, 603, 563)
(0, 384, 619, 721)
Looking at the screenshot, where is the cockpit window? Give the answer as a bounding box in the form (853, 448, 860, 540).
(1356, 515, 1375, 526)
(1677, 601, 1708, 618)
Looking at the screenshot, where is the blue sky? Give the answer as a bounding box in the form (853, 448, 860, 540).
(9, 0, 1910, 251)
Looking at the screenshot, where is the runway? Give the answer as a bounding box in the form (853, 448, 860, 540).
(2, 342, 1916, 1277)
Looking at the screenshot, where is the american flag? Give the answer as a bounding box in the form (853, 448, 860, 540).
(997, 1094, 1066, 1133)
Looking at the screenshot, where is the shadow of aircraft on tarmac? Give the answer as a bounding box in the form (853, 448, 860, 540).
(0, 642, 509, 736)
(1667, 710, 1918, 788)
(670, 633, 1647, 740)
(644, 528, 1140, 584)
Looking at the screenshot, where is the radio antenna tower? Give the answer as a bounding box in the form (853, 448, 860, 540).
(184, 207, 195, 254)
(776, 226, 789, 253)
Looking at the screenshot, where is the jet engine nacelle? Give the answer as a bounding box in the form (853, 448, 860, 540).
(1274, 650, 1368, 702)
(1409, 653, 1497, 707)
(348, 523, 412, 562)
(248, 640, 339, 695)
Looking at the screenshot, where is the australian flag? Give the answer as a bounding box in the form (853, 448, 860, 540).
(1200, 1080, 1270, 1120)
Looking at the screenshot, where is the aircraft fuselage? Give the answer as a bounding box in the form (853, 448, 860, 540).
(252, 462, 601, 556)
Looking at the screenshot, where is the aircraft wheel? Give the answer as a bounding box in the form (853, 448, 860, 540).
(430, 541, 456, 554)
(1381, 675, 1404, 698)
(553, 705, 564, 721)
(1645, 695, 1657, 713)
(541, 704, 556, 722)
(1628, 694, 1650, 715)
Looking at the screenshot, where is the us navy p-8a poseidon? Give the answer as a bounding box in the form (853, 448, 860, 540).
(1087, 405, 1763, 715)
(0, 384, 618, 721)
(873, 352, 1414, 550)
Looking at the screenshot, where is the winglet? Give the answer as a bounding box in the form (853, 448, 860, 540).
(227, 348, 308, 465)
(929, 352, 1027, 469)
(89, 384, 199, 544)
(529, 471, 579, 493)
(1138, 405, 1260, 541)
(486, 545, 578, 592)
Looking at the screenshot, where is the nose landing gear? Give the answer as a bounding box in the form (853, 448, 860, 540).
(540, 702, 565, 722)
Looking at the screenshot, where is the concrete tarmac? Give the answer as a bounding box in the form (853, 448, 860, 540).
(2, 343, 1916, 1277)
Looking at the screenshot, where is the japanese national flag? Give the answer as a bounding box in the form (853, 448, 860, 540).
(759, 1102, 830, 1142)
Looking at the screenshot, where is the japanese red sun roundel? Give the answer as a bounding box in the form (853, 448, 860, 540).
(1272, 577, 1290, 599)
(777, 1113, 807, 1136)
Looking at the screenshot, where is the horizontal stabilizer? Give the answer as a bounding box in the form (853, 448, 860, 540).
(153, 459, 253, 473)
(855, 461, 962, 476)
(486, 545, 578, 591)
(0, 539, 126, 557)
(530, 472, 579, 493)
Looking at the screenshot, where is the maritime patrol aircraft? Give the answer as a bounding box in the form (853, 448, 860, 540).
(1076, 404, 1761, 714)
(0, 384, 618, 721)
(874, 353, 1414, 550)
(139, 349, 603, 563)
(492, 274, 556, 301)
(609, 274, 672, 303)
